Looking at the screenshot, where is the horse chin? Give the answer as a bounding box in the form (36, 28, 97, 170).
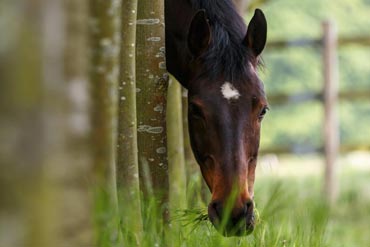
(213, 223, 255, 237)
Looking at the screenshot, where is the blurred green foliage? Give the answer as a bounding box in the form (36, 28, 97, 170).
(253, 0, 370, 152)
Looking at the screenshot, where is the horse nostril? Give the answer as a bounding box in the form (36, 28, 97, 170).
(244, 199, 254, 215)
(211, 201, 223, 218)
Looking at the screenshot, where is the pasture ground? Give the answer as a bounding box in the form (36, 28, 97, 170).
(118, 152, 370, 247)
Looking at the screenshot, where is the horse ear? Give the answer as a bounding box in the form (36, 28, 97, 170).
(188, 10, 211, 58)
(243, 9, 267, 57)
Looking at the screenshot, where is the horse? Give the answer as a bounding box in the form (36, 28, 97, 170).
(165, 0, 268, 236)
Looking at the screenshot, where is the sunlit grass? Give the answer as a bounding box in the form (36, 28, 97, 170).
(97, 161, 370, 247)
(172, 208, 209, 232)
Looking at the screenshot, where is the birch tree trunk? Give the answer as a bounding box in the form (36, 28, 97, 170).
(24, 1, 50, 245)
(62, 0, 93, 244)
(117, 0, 143, 244)
(0, 0, 53, 246)
(3, 0, 47, 246)
(168, 78, 186, 210)
(89, 0, 121, 245)
(41, 0, 70, 245)
(167, 78, 187, 240)
(136, 0, 169, 221)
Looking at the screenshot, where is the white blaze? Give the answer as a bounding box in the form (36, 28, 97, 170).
(221, 82, 240, 100)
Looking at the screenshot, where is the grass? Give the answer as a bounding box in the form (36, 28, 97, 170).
(98, 157, 370, 247)
(169, 178, 329, 247)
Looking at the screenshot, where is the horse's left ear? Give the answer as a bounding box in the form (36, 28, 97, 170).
(188, 10, 211, 58)
(243, 9, 267, 57)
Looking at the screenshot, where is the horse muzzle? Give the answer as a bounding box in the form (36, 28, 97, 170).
(208, 199, 256, 237)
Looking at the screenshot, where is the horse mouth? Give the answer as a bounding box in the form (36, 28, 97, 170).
(209, 211, 256, 237)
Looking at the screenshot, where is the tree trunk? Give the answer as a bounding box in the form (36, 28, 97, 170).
(233, 0, 250, 15)
(89, 0, 121, 245)
(167, 78, 187, 235)
(117, 0, 143, 244)
(0, 0, 52, 246)
(62, 0, 93, 244)
(136, 0, 169, 221)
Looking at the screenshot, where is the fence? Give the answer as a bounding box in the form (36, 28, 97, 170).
(261, 20, 370, 202)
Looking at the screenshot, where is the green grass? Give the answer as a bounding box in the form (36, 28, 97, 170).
(169, 178, 329, 247)
(97, 165, 370, 247)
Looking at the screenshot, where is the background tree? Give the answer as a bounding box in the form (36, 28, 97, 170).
(136, 0, 169, 221)
(233, 0, 271, 15)
(117, 0, 143, 244)
(233, 0, 250, 14)
(0, 0, 50, 245)
(0, 0, 93, 246)
(167, 77, 187, 238)
(62, 0, 93, 244)
(88, 0, 121, 245)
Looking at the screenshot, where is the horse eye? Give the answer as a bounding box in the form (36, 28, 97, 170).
(189, 103, 204, 119)
(259, 106, 269, 120)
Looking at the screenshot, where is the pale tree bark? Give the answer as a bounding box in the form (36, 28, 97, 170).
(136, 0, 169, 221)
(233, 0, 250, 15)
(233, 0, 271, 15)
(10, 0, 47, 245)
(167, 78, 187, 238)
(41, 0, 68, 246)
(61, 0, 93, 244)
(0, 0, 52, 246)
(117, 0, 143, 244)
(89, 0, 121, 245)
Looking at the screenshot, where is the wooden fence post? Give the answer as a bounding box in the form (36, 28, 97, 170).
(322, 20, 339, 204)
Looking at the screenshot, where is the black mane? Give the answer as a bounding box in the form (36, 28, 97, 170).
(189, 0, 255, 81)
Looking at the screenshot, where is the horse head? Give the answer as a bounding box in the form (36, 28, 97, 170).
(185, 9, 267, 236)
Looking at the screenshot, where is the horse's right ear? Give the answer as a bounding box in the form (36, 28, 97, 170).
(187, 10, 211, 58)
(243, 9, 267, 57)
